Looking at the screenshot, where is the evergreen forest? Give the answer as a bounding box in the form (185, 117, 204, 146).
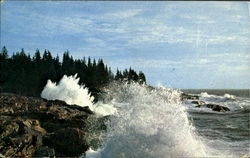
(0, 46, 146, 98)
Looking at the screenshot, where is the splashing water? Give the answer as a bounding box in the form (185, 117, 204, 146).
(223, 94, 236, 101)
(41, 74, 116, 116)
(41, 74, 94, 108)
(41, 75, 246, 157)
(86, 82, 217, 158)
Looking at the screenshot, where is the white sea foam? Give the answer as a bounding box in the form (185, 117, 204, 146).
(200, 92, 212, 98)
(200, 92, 236, 103)
(41, 74, 116, 116)
(223, 93, 236, 100)
(86, 82, 214, 158)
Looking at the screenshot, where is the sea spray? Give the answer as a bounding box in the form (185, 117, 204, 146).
(40, 76, 247, 157)
(200, 92, 236, 102)
(86, 82, 210, 158)
(41, 74, 116, 116)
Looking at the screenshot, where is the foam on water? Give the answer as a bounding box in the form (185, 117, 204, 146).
(41, 74, 116, 116)
(86, 82, 217, 158)
(200, 92, 236, 102)
(223, 93, 236, 100)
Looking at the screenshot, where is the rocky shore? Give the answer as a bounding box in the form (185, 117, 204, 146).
(0, 91, 231, 157)
(0, 93, 106, 157)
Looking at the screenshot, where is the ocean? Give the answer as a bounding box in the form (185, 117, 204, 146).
(183, 89, 250, 157)
(182, 89, 250, 98)
(41, 75, 250, 158)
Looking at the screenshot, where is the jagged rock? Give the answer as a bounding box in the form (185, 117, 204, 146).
(0, 93, 106, 157)
(181, 93, 199, 100)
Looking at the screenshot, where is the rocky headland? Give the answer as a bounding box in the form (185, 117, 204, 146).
(0, 93, 107, 157)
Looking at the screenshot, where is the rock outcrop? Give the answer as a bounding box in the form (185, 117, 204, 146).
(0, 93, 106, 157)
(182, 92, 230, 112)
(205, 103, 230, 112)
(192, 100, 230, 112)
(181, 93, 199, 100)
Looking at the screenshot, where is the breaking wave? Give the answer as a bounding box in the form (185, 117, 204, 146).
(200, 92, 236, 102)
(41, 75, 241, 157)
(86, 82, 217, 158)
(41, 74, 116, 116)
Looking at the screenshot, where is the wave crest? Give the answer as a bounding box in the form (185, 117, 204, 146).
(86, 82, 209, 158)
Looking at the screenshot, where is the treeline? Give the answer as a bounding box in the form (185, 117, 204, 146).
(0, 46, 146, 97)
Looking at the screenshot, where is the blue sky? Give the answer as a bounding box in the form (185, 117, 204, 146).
(1, 1, 249, 89)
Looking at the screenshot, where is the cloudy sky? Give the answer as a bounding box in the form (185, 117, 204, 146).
(1, 1, 249, 89)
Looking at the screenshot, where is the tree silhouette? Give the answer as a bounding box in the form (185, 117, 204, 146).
(0, 46, 147, 98)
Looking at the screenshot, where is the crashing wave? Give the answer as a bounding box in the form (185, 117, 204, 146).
(86, 82, 212, 158)
(41, 74, 116, 116)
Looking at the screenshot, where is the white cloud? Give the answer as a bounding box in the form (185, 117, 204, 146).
(5, 2, 248, 49)
(180, 15, 216, 24)
(133, 59, 182, 68)
(85, 38, 106, 47)
(206, 2, 241, 11)
(104, 9, 142, 19)
(109, 51, 250, 72)
(40, 15, 94, 34)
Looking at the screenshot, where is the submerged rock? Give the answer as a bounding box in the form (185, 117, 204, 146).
(182, 92, 231, 112)
(0, 93, 106, 157)
(190, 100, 230, 112)
(205, 103, 230, 112)
(191, 100, 206, 106)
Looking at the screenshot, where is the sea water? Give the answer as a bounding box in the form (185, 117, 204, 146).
(183, 89, 250, 156)
(41, 75, 250, 157)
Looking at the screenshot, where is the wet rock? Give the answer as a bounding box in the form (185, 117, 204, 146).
(205, 103, 230, 112)
(189, 97, 230, 112)
(191, 100, 206, 107)
(191, 102, 230, 112)
(44, 128, 88, 157)
(0, 93, 106, 157)
(181, 93, 199, 100)
(33, 146, 55, 157)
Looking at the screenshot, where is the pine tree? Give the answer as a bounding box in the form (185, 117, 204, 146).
(138, 71, 146, 84)
(34, 49, 41, 62)
(0, 46, 9, 92)
(0, 46, 8, 61)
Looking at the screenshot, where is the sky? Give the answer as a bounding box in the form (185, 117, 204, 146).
(1, 1, 249, 89)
